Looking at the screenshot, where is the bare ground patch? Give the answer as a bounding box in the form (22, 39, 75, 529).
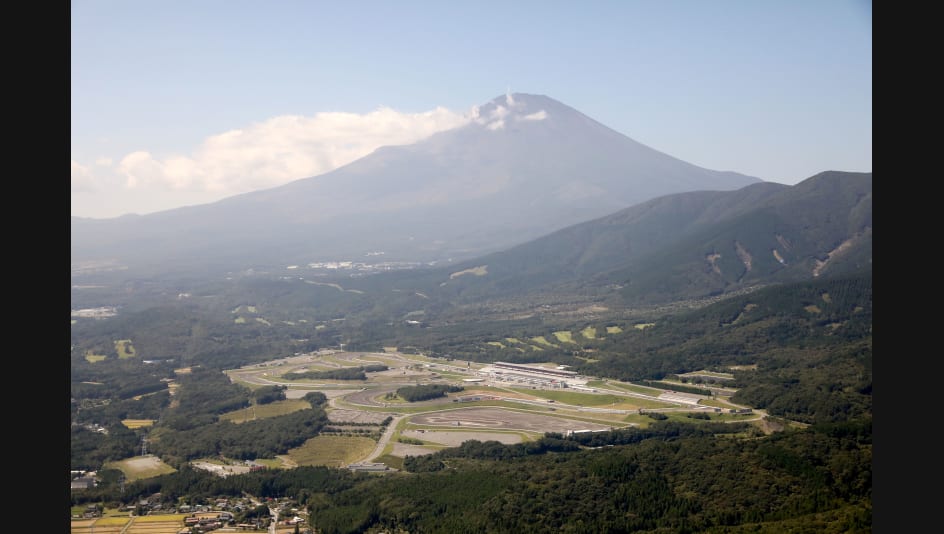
(390, 442, 440, 457)
(106, 455, 176, 481)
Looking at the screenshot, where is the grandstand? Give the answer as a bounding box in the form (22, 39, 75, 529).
(477, 362, 588, 387)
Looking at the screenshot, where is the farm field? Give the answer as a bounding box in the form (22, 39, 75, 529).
(287, 435, 377, 467)
(71, 514, 189, 534)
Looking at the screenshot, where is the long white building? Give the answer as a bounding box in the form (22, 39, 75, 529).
(477, 362, 588, 387)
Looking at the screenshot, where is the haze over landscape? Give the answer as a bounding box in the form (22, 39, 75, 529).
(71, 3, 873, 533)
(72, 1, 871, 219)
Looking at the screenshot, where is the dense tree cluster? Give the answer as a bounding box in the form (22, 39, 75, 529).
(78, 421, 870, 533)
(395, 384, 464, 402)
(150, 406, 327, 464)
(286, 365, 388, 381)
(251, 385, 287, 405)
(162, 368, 251, 431)
(70, 424, 140, 470)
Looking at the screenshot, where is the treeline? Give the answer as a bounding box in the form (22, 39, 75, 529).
(71, 424, 140, 470)
(578, 272, 872, 424)
(287, 365, 388, 381)
(73, 420, 870, 533)
(71, 464, 364, 509)
(251, 385, 286, 405)
(311, 420, 871, 533)
(72, 390, 170, 427)
(150, 406, 328, 465)
(161, 368, 251, 431)
(395, 384, 463, 402)
(70, 358, 175, 401)
(403, 421, 752, 472)
(731, 340, 872, 424)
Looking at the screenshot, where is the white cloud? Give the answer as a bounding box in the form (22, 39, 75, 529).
(95, 157, 113, 166)
(71, 160, 96, 192)
(106, 106, 471, 195)
(118, 151, 165, 189)
(473, 104, 511, 130)
(519, 110, 548, 121)
(491, 105, 510, 120)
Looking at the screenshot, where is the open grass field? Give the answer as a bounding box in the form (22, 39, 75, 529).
(606, 325, 623, 334)
(255, 457, 287, 469)
(596, 380, 666, 396)
(121, 419, 155, 429)
(104, 455, 177, 481)
(633, 323, 655, 330)
(699, 397, 737, 408)
(510, 388, 623, 406)
(85, 350, 107, 363)
(580, 326, 597, 339)
(373, 454, 405, 469)
(530, 336, 557, 347)
(115, 339, 136, 358)
(553, 330, 576, 343)
(219, 399, 311, 423)
(287, 435, 377, 467)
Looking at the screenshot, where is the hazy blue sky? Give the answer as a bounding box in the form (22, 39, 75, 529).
(72, 0, 871, 219)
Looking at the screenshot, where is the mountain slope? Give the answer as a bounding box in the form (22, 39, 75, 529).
(71, 93, 760, 275)
(395, 171, 870, 306)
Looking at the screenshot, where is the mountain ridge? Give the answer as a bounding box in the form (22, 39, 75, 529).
(72, 93, 761, 275)
(379, 170, 871, 307)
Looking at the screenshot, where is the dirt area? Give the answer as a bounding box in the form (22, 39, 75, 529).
(191, 461, 251, 476)
(390, 442, 439, 457)
(409, 407, 616, 433)
(117, 455, 173, 477)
